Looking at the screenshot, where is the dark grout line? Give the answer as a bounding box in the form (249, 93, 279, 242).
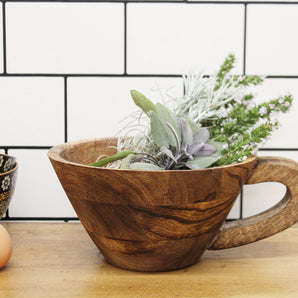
(1, 146, 52, 150)
(1, 73, 298, 78)
(240, 189, 243, 219)
(1, 217, 80, 222)
(1, 1, 298, 4)
(0, 73, 184, 77)
(243, 3, 247, 75)
(64, 76, 68, 143)
(259, 148, 298, 151)
(2, 2, 6, 74)
(124, 2, 127, 75)
(240, 3, 247, 218)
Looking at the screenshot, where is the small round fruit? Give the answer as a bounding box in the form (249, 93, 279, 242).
(0, 224, 13, 268)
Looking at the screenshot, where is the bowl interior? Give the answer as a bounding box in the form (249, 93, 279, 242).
(58, 138, 118, 165)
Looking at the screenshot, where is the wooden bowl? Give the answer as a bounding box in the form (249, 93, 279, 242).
(0, 154, 17, 219)
(48, 138, 298, 272)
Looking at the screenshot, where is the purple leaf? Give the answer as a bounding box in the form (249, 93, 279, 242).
(186, 142, 204, 155)
(193, 128, 210, 143)
(195, 143, 217, 156)
(180, 119, 193, 146)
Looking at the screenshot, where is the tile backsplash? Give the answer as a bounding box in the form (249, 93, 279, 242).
(0, 77, 64, 146)
(246, 4, 298, 75)
(67, 77, 183, 141)
(1, 0, 297, 220)
(6, 2, 124, 74)
(127, 3, 244, 74)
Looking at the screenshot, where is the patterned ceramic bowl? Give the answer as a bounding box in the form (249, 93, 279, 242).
(0, 154, 17, 219)
(0, 153, 16, 174)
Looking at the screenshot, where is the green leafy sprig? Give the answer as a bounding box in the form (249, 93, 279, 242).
(89, 54, 293, 170)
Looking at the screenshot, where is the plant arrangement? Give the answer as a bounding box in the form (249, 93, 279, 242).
(89, 54, 293, 170)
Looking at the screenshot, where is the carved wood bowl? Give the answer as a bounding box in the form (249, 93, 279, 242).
(48, 138, 298, 272)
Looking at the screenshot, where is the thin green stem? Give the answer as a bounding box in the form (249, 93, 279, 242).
(88, 151, 135, 167)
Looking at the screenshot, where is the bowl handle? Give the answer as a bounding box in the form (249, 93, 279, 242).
(209, 156, 298, 249)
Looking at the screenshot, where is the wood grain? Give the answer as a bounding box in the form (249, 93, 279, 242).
(210, 156, 298, 249)
(1, 222, 298, 298)
(48, 138, 298, 272)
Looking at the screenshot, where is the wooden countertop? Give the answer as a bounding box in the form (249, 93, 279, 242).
(1, 222, 297, 297)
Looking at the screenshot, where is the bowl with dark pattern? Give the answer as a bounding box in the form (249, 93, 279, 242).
(0, 154, 17, 219)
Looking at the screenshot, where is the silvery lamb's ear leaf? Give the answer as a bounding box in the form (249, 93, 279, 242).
(150, 112, 176, 148)
(170, 110, 182, 133)
(181, 119, 193, 147)
(195, 143, 217, 156)
(207, 140, 225, 152)
(186, 118, 201, 135)
(130, 162, 164, 171)
(186, 152, 221, 169)
(160, 146, 177, 163)
(130, 90, 157, 115)
(156, 103, 179, 132)
(184, 162, 203, 170)
(165, 122, 181, 152)
(193, 127, 210, 143)
(155, 103, 181, 146)
(119, 153, 136, 169)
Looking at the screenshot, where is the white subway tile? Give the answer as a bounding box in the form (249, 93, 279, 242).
(243, 150, 298, 218)
(246, 4, 298, 75)
(243, 181, 286, 218)
(0, 3, 3, 73)
(127, 3, 244, 74)
(252, 78, 298, 148)
(257, 150, 298, 162)
(227, 195, 240, 219)
(0, 77, 64, 146)
(67, 77, 183, 141)
(8, 149, 76, 217)
(6, 3, 124, 74)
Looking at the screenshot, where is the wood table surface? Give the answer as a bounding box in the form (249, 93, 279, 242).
(1, 222, 297, 298)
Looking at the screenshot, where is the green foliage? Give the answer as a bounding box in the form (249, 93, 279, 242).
(130, 89, 156, 115)
(88, 151, 135, 167)
(144, 101, 220, 170)
(119, 153, 136, 169)
(215, 54, 264, 90)
(150, 112, 174, 148)
(130, 162, 164, 171)
(210, 93, 293, 166)
(186, 153, 221, 169)
(89, 54, 293, 170)
(215, 53, 236, 90)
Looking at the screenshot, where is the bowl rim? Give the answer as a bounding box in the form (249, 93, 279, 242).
(0, 162, 18, 176)
(0, 152, 16, 159)
(48, 137, 257, 173)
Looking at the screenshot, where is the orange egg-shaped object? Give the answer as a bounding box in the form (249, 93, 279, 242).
(0, 224, 13, 268)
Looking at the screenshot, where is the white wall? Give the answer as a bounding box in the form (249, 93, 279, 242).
(1, 1, 297, 220)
